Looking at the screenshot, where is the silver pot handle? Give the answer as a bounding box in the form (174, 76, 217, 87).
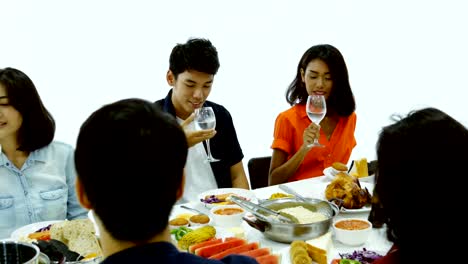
(242, 216, 266, 232)
(328, 198, 343, 216)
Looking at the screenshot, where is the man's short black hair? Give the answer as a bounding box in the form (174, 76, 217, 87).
(169, 38, 220, 78)
(75, 98, 188, 241)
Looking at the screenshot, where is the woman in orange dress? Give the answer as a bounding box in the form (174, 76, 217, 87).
(269, 44, 356, 184)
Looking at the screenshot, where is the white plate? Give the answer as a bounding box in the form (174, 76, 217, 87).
(357, 174, 375, 183)
(339, 204, 371, 213)
(323, 167, 375, 184)
(10, 220, 62, 240)
(198, 188, 256, 209)
(323, 167, 337, 181)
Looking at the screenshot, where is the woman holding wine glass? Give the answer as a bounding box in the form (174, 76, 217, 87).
(269, 44, 357, 185)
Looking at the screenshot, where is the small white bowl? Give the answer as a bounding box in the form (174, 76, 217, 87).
(333, 218, 372, 246)
(210, 205, 245, 228)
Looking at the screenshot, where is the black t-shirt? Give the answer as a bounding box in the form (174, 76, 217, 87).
(155, 90, 244, 188)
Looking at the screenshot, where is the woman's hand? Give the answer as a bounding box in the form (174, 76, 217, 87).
(302, 122, 320, 148)
(181, 113, 216, 147)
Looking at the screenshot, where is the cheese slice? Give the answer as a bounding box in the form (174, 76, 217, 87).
(355, 158, 369, 178)
(305, 232, 333, 264)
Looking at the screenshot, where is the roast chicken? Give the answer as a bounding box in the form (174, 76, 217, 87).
(325, 172, 371, 209)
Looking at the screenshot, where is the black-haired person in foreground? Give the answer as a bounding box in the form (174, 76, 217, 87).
(74, 98, 257, 264)
(370, 107, 468, 264)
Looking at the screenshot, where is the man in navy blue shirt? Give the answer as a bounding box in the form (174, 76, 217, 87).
(74, 98, 258, 264)
(155, 38, 250, 203)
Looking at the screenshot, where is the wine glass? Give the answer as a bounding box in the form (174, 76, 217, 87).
(306, 95, 327, 147)
(195, 107, 220, 162)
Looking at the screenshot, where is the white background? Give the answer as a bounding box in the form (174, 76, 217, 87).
(2, 0, 467, 176)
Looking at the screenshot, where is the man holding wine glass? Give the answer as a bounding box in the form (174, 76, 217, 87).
(269, 44, 357, 185)
(155, 38, 250, 204)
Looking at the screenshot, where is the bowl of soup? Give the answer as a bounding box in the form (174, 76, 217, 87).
(333, 218, 372, 246)
(210, 205, 245, 228)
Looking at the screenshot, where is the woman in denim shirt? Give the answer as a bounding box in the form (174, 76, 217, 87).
(0, 67, 88, 238)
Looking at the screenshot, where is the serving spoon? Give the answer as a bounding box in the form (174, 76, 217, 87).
(278, 184, 309, 203)
(279, 184, 343, 214)
(180, 205, 208, 215)
(229, 196, 298, 224)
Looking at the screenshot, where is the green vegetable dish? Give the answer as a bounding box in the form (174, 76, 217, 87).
(170, 226, 193, 241)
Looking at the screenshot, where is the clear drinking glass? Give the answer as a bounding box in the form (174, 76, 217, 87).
(306, 95, 327, 147)
(195, 107, 220, 162)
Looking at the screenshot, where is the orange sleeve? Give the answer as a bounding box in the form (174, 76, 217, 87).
(271, 112, 294, 154)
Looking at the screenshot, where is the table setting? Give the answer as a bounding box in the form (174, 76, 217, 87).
(4, 174, 392, 264)
(170, 175, 393, 264)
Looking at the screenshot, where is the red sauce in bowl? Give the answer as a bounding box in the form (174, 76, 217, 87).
(335, 219, 370, 230)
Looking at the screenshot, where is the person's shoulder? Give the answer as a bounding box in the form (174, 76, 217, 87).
(204, 100, 228, 112)
(34, 141, 74, 161)
(154, 98, 164, 109)
(344, 111, 357, 121)
(204, 101, 233, 119)
(276, 104, 303, 119)
(43, 141, 74, 153)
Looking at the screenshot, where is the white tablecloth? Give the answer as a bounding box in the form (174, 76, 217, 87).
(171, 176, 393, 263)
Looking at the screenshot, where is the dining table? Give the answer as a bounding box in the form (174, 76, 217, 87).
(170, 175, 393, 264)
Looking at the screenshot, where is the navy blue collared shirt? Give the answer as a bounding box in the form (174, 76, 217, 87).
(101, 241, 259, 264)
(155, 90, 244, 188)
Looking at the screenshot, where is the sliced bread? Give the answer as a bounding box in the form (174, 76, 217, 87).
(305, 232, 333, 264)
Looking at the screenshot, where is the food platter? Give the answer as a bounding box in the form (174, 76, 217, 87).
(333, 181, 373, 214)
(198, 188, 256, 209)
(319, 181, 374, 214)
(10, 220, 62, 240)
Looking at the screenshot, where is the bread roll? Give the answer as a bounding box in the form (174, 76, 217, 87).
(331, 162, 348, 172)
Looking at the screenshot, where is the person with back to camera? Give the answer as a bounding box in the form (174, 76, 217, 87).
(269, 44, 357, 185)
(155, 38, 249, 203)
(0, 67, 88, 238)
(369, 107, 468, 263)
(74, 98, 258, 264)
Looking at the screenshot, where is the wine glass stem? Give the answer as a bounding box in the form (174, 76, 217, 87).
(205, 139, 217, 161)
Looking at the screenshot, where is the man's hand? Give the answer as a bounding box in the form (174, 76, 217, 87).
(181, 113, 217, 147)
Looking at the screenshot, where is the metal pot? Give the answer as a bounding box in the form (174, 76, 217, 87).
(0, 241, 41, 264)
(242, 197, 339, 243)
